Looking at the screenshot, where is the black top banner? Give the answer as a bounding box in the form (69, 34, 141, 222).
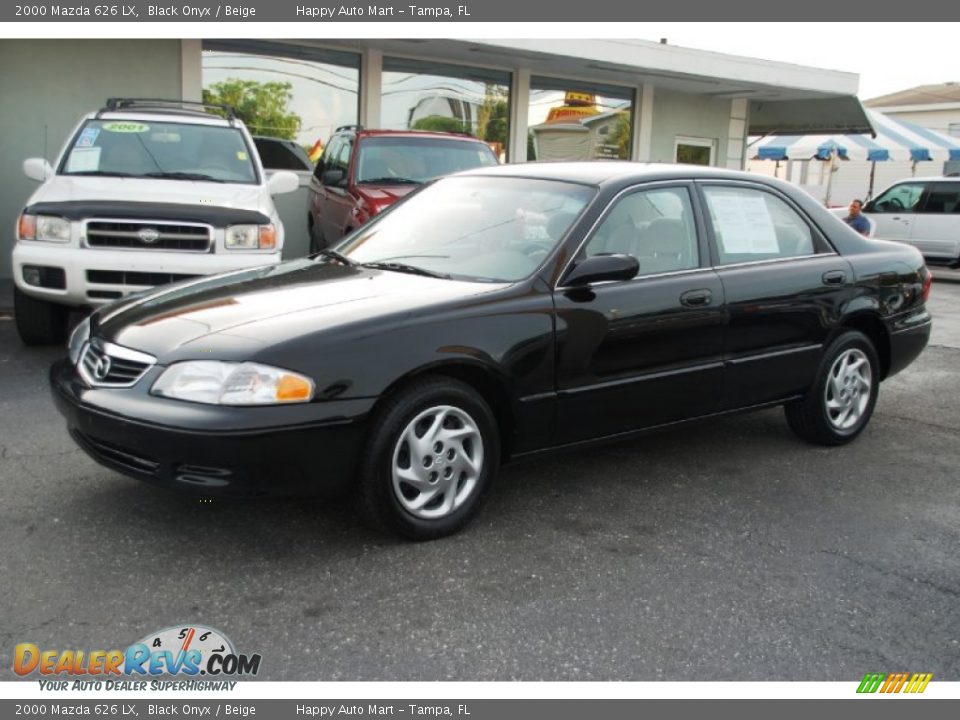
(3, 0, 954, 22)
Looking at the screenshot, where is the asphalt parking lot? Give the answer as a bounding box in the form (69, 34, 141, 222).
(1, 276, 959, 682)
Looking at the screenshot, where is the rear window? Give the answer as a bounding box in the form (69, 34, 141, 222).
(60, 119, 258, 184)
(356, 136, 498, 184)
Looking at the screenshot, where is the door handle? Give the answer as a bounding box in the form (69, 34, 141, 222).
(822, 270, 846, 286)
(680, 289, 712, 307)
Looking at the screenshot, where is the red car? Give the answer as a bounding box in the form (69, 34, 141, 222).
(307, 126, 499, 252)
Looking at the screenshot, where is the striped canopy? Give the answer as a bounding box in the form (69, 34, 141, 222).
(752, 108, 960, 163)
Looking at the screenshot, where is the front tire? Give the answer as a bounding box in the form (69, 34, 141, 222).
(785, 330, 880, 446)
(14, 287, 69, 346)
(358, 377, 500, 540)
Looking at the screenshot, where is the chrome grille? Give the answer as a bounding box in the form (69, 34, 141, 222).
(78, 341, 156, 388)
(85, 220, 211, 252)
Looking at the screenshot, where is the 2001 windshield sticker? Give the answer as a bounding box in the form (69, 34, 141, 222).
(13, 625, 261, 687)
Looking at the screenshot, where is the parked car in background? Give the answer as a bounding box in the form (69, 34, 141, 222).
(12, 98, 300, 345)
(306, 126, 499, 252)
(51, 163, 931, 540)
(252, 136, 313, 172)
(858, 177, 960, 267)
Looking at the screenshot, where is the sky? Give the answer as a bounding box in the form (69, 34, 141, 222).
(632, 22, 955, 101)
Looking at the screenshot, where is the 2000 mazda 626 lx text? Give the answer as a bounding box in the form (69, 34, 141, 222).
(50, 163, 933, 539)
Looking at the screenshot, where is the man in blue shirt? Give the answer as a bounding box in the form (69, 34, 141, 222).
(844, 199, 871, 236)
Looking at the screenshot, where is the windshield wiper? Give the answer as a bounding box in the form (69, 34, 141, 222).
(311, 249, 356, 266)
(362, 261, 450, 279)
(144, 171, 226, 183)
(65, 170, 139, 177)
(358, 177, 423, 185)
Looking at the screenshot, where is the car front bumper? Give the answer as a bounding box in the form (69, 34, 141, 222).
(50, 358, 374, 497)
(13, 242, 281, 308)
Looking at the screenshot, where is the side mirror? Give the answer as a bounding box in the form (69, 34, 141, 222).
(321, 168, 346, 187)
(563, 253, 639, 287)
(24, 158, 54, 182)
(267, 170, 299, 196)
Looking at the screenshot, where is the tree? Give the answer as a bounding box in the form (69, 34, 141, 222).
(411, 115, 470, 134)
(610, 112, 632, 160)
(203, 79, 301, 140)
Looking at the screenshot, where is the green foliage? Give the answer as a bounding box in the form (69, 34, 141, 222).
(411, 115, 471, 134)
(203, 79, 301, 141)
(610, 112, 632, 160)
(482, 100, 508, 145)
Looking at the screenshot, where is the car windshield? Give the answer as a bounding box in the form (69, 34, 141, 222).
(60, 119, 258, 184)
(355, 136, 498, 184)
(335, 176, 595, 282)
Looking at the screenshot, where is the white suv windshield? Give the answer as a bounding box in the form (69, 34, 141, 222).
(60, 119, 258, 184)
(336, 176, 595, 282)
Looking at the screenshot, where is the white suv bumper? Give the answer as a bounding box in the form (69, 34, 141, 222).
(12, 241, 281, 307)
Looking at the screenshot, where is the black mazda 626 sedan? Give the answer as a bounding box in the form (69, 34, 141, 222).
(51, 163, 932, 539)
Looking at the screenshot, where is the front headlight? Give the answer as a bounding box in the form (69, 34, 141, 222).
(151, 361, 314, 405)
(18, 213, 71, 243)
(67, 316, 91, 365)
(225, 224, 276, 250)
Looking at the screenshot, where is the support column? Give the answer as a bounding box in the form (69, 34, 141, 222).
(636, 83, 654, 161)
(509, 68, 530, 163)
(726, 98, 749, 169)
(180, 39, 202, 102)
(359, 49, 382, 128)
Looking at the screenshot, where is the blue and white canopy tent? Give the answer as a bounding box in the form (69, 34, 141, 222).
(750, 108, 960, 202)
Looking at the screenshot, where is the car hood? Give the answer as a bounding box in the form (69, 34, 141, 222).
(94, 260, 508, 361)
(30, 175, 265, 210)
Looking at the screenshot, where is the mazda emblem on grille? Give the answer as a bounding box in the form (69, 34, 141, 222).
(93, 354, 112, 380)
(137, 227, 161, 244)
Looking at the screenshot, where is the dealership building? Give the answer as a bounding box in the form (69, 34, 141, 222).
(0, 37, 870, 280)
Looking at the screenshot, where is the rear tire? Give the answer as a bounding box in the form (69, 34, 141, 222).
(358, 376, 499, 540)
(14, 287, 69, 346)
(785, 330, 879, 446)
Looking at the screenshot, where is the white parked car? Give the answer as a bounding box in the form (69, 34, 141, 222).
(12, 98, 300, 345)
(858, 177, 960, 268)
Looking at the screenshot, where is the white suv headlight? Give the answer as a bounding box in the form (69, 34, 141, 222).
(225, 224, 277, 250)
(18, 214, 71, 243)
(151, 361, 314, 405)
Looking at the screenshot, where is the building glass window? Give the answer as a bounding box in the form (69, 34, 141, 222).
(528, 77, 634, 162)
(202, 41, 360, 163)
(675, 136, 715, 166)
(381, 57, 511, 161)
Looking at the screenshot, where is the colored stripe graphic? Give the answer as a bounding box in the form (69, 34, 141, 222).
(857, 672, 932, 694)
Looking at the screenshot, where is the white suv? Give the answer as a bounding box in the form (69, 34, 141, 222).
(859, 177, 960, 268)
(12, 98, 299, 344)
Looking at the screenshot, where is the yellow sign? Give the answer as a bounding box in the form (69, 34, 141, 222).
(102, 122, 150, 133)
(564, 91, 596, 107)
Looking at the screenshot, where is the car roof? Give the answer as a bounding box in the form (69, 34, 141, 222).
(461, 161, 773, 187)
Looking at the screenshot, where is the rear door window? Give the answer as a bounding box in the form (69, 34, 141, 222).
(701, 185, 817, 265)
(918, 183, 960, 214)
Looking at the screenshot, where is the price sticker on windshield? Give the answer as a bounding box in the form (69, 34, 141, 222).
(102, 122, 150, 133)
